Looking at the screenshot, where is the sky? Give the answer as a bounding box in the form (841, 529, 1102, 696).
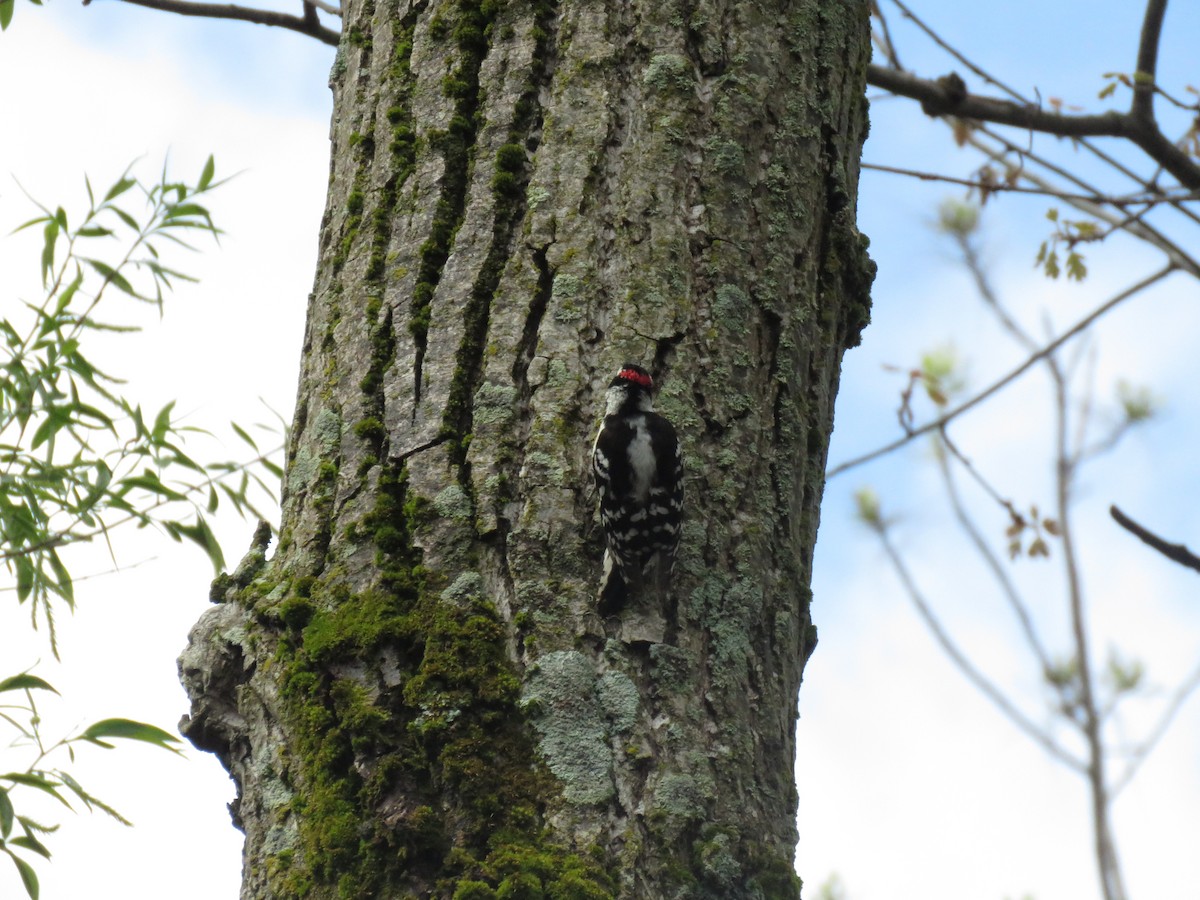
(2, 2, 1199, 899)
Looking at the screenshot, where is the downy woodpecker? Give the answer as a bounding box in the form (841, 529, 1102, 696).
(592, 364, 683, 613)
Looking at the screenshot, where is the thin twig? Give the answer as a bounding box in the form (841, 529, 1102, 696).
(873, 521, 1084, 773)
(1048, 352, 1126, 900)
(1110, 505, 1200, 574)
(103, 0, 340, 45)
(889, 0, 1025, 102)
(305, 0, 341, 16)
(968, 129, 1200, 268)
(870, 0, 903, 70)
(950, 227, 1037, 352)
(827, 265, 1177, 478)
(933, 437, 1055, 678)
(1111, 659, 1200, 796)
(864, 161, 1198, 205)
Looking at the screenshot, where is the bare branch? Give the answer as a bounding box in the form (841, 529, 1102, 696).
(1110, 505, 1200, 574)
(103, 0, 341, 45)
(866, 64, 1200, 191)
(1132, 0, 1169, 124)
(827, 265, 1177, 478)
(867, 65, 1131, 138)
(888, 0, 1186, 198)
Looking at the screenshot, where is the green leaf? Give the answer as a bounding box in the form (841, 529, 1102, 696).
(152, 402, 175, 443)
(40, 219, 58, 287)
(11, 214, 49, 234)
(29, 409, 66, 450)
(119, 473, 187, 502)
(8, 850, 39, 900)
(102, 177, 136, 203)
(75, 226, 114, 238)
(82, 259, 136, 297)
(1043, 249, 1060, 279)
(14, 557, 34, 602)
(231, 422, 258, 451)
(163, 202, 211, 221)
(0, 0, 14, 31)
(72, 402, 115, 431)
(79, 718, 182, 753)
(173, 517, 226, 572)
(1, 774, 67, 809)
(0, 787, 13, 838)
(110, 206, 139, 231)
(10, 833, 51, 860)
(0, 674, 59, 695)
(198, 155, 216, 190)
(1066, 251, 1087, 281)
(56, 773, 130, 825)
(46, 550, 73, 607)
(53, 270, 84, 314)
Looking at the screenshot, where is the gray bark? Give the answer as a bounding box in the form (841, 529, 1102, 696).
(179, 0, 873, 897)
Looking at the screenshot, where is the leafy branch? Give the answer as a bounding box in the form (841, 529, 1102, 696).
(0, 159, 283, 899)
(0, 158, 281, 653)
(0, 672, 181, 899)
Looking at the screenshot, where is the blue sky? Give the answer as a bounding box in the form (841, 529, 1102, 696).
(2, 2, 1199, 898)
(805, 4, 1200, 898)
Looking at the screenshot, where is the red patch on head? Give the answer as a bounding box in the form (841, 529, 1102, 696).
(619, 367, 653, 388)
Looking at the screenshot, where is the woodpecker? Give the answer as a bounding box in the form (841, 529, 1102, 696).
(592, 363, 683, 613)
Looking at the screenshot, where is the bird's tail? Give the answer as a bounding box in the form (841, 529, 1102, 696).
(598, 550, 628, 616)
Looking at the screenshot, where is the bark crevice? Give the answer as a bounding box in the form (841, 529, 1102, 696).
(180, 1, 875, 897)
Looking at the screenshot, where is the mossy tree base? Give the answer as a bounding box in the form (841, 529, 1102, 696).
(179, 0, 874, 897)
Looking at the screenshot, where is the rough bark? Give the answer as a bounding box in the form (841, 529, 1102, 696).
(178, 0, 873, 897)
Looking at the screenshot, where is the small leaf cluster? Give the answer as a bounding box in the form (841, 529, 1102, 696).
(1044, 647, 1146, 727)
(1035, 207, 1093, 281)
(888, 345, 966, 432)
(0, 672, 181, 899)
(853, 487, 883, 529)
(1114, 378, 1158, 424)
(1097, 69, 1156, 102)
(1004, 505, 1060, 560)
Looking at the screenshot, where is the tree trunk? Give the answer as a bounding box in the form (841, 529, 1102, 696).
(178, 0, 873, 897)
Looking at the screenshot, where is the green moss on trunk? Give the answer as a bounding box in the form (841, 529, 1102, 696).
(256, 461, 613, 897)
